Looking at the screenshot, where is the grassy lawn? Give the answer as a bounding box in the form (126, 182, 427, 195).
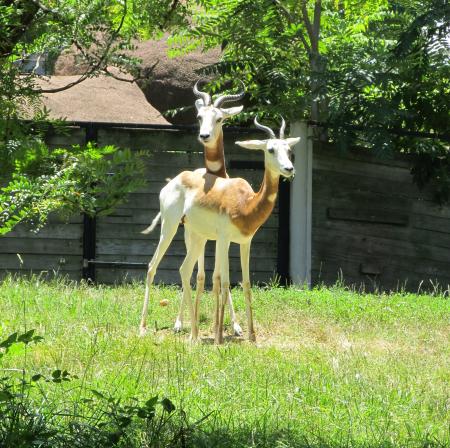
(0, 277, 449, 447)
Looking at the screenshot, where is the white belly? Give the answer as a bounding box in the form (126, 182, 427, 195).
(183, 204, 252, 244)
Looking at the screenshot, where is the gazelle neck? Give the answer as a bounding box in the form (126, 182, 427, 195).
(235, 167, 279, 236)
(204, 129, 228, 178)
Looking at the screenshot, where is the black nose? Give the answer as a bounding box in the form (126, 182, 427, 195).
(285, 166, 294, 172)
(200, 133, 210, 140)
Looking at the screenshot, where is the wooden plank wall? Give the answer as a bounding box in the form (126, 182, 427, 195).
(0, 127, 85, 280)
(95, 128, 280, 285)
(311, 143, 450, 291)
(0, 126, 279, 284)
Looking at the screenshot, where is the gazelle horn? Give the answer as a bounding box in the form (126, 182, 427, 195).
(279, 116, 286, 139)
(193, 80, 211, 106)
(213, 80, 245, 108)
(254, 117, 276, 139)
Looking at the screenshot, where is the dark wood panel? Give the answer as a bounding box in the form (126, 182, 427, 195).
(0, 238, 82, 255)
(412, 214, 450, 234)
(96, 238, 278, 258)
(327, 207, 409, 226)
(313, 228, 450, 263)
(95, 267, 277, 285)
(0, 254, 81, 270)
(313, 216, 450, 250)
(6, 223, 83, 239)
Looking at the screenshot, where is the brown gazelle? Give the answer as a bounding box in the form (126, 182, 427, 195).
(139, 117, 300, 343)
(170, 80, 245, 336)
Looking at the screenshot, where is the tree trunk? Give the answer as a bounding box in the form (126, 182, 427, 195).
(310, 51, 328, 140)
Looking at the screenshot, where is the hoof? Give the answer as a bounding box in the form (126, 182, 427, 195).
(173, 319, 183, 333)
(139, 326, 147, 337)
(233, 322, 243, 337)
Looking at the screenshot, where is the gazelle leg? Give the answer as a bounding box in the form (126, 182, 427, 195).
(212, 242, 242, 336)
(194, 246, 206, 326)
(140, 219, 179, 336)
(212, 252, 221, 339)
(215, 238, 230, 345)
(175, 232, 206, 333)
(179, 231, 204, 342)
(240, 242, 256, 342)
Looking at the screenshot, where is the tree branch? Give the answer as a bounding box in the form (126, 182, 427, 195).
(32, 0, 129, 94)
(301, 1, 315, 46)
(102, 60, 160, 83)
(313, 0, 321, 45)
(0, 0, 39, 57)
(272, 0, 311, 54)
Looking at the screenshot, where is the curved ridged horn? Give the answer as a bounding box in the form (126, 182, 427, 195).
(279, 116, 286, 139)
(254, 117, 275, 139)
(213, 80, 245, 108)
(193, 80, 211, 106)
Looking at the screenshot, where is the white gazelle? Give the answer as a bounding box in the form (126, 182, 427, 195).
(171, 81, 245, 336)
(139, 118, 300, 343)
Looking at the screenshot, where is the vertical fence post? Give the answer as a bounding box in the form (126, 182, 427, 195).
(276, 178, 291, 285)
(82, 123, 98, 282)
(289, 121, 313, 287)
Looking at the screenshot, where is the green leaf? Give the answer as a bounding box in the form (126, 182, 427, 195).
(0, 332, 18, 348)
(145, 396, 159, 409)
(17, 329, 35, 344)
(91, 389, 106, 400)
(0, 390, 13, 402)
(160, 397, 175, 413)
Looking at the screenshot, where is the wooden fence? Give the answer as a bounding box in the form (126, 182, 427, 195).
(1, 122, 449, 291)
(0, 123, 285, 285)
(311, 142, 450, 291)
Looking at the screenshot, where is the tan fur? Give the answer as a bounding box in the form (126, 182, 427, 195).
(204, 130, 227, 178)
(180, 169, 279, 237)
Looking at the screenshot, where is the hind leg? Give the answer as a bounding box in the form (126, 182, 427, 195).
(174, 231, 206, 333)
(140, 216, 180, 336)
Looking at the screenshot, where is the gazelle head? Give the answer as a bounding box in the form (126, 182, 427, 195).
(235, 117, 300, 178)
(194, 80, 245, 146)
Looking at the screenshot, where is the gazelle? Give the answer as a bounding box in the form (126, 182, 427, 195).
(170, 81, 245, 336)
(139, 117, 300, 343)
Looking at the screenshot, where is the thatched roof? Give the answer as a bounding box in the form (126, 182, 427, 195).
(54, 36, 221, 124)
(34, 74, 169, 124)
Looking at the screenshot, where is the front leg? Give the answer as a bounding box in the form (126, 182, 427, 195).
(240, 242, 256, 342)
(179, 232, 204, 342)
(215, 238, 230, 344)
(213, 241, 242, 337)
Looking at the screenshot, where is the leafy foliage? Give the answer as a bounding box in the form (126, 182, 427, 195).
(0, 142, 147, 234)
(0, 0, 187, 234)
(173, 0, 450, 201)
(0, 329, 183, 447)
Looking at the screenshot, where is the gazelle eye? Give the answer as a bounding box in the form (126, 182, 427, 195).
(216, 118, 222, 123)
(268, 148, 275, 154)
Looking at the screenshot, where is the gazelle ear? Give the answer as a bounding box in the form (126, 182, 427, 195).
(221, 105, 243, 118)
(286, 137, 301, 147)
(195, 99, 204, 111)
(235, 140, 266, 150)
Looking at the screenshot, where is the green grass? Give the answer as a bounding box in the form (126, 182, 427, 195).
(0, 276, 449, 447)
